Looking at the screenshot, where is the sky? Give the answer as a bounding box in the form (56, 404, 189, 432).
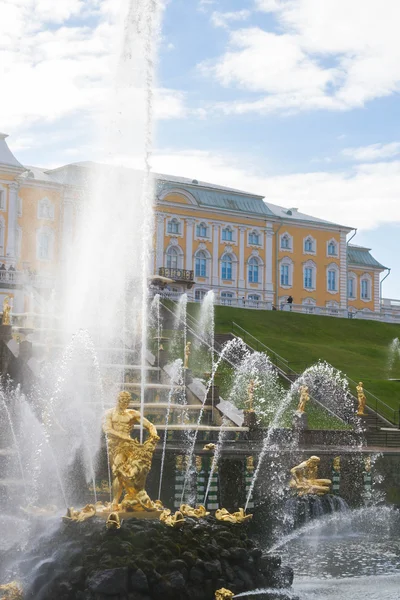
(1, 0, 400, 297)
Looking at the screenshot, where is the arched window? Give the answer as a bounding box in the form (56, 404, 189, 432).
(361, 277, 371, 300)
(221, 292, 233, 306)
(303, 260, 316, 290)
(248, 257, 259, 283)
(195, 289, 207, 302)
(281, 264, 289, 286)
(327, 269, 337, 291)
(196, 222, 208, 237)
(167, 218, 180, 234)
(304, 236, 315, 253)
(37, 229, 53, 260)
(38, 197, 54, 220)
(348, 272, 357, 299)
(166, 246, 179, 269)
(195, 251, 207, 277)
(221, 254, 233, 280)
(222, 227, 233, 242)
(280, 233, 291, 250)
(327, 240, 338, 256)
(249, 230, 260, 245)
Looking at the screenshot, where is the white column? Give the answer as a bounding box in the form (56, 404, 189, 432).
(339, 231, 347, 309)
(238, 226, 246, 289)
(185, 218, 194, 271)
(212, 222, 219, 286)
(156, 214, 165, 271)
(6, 182, 18, 260)
(374, 271, 380, 312)
(265, 226, 274, 295)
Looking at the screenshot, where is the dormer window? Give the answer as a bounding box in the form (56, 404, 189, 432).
(167, 218, 180, 234)
(222, 227, 233, 242)
(196, 222, 208, 237)
(249, 231, 260, 245)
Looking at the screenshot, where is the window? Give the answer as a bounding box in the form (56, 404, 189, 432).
(196, 222, 207, 237)
(195, 289, 207, 302)
(221, 292, 233, 306)
(361, 279, 370, 300)
(221, 254, 233, 280)
(38, 231, 51, 259)
(167, 218, 180, 234)
(0, 189, 5, 211)
(304, 267, 313, 289)
(195, 251, 207, 277)
(327, 269, 336, 291)
(304, 237, 314, 252)
(281, 234, 291, 250)
(222, 227, 233, 242)
(328, 241, 337, 256)
(348, 277, 355, 298)
(249, 231, 260, 245)
(281, 264, 289, 286)
(248, 294, 260, 307)
(38, 197, 54, 220)
(248, 257, 259, 283)
(166, 247, 179, 269)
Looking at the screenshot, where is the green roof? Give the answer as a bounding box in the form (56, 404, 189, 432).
(347, 245, 387, 270)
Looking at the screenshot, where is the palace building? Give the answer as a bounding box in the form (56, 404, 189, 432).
(0, 132, 393, 320)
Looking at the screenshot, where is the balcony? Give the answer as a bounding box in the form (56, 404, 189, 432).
(158, 267, 194, 288)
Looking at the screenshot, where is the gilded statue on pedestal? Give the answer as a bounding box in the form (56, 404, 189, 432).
(103, 391, 161, 512)
(2, 296, 11, 326)
(184, 341, 191, 369)
(356, 381, 367, 416)
(297, 385, 310, 413)
(290, 456, 331, 496)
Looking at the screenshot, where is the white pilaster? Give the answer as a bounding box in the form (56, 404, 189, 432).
(265, 225, 274, 294)
(185, 218, 194, 271)
(212, 222, 219, 286)
(239, 226, 246, 289)
(339, 231, 347, 309)
(61, 198, 74, 261)
(156, 214, 165, 271)
(6, 182, 18, 260)
(374, 271, 380, 312)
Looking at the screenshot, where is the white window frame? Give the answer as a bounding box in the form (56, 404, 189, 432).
(247, 255, 263, 285)
(248, 229, 262, 247)
(0, 185, 6, 211)
(36, 226, 54, 261)
(280, 232, 293, 252)
(303, 234, 316, 255)
(326, 238, 339, 257)
(221, 291, 234, 306)
(37, 197, 55, 221)
(303, 260, 317, 291)
(221, 226, 235, 243)
(164, 241, 184, 270)
(360, 273, 372, 302)
(279, 256, 293, 288)
(221, 252, 235, 281)
(194, 289, 208, 302)
(326, 262, 339, 294)
(166, 217, 183, 237)
(195, 221, 209, 240)
(348, 272, 357, 300)
(194, 247, 211, 280)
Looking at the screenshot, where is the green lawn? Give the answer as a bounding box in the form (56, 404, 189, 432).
(189, 305, 400, 416)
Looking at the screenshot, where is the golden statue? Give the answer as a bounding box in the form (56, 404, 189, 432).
(184, 341, 191, 369)
(106, 512, 121, 530)
(215, 589, 234, 600)
(203, 443, 216, 451)
(103, 391, 161, 512)
(245, 379, 258, 412)
(364, 455, 371, 472)
(180, 504, 209, 518)
(0, 582, 23, 600)
(290, 456, 331, 496)
(63, 504, 96, 523)
(2, 296, 11, 326)
(356, 382, 367, 416)
(297, 385, 310, 413)
(159, 508, 185, 528)
(333, 456, 341, 472)
(246, 456, 254, 470)
(215, 507, 252, 524)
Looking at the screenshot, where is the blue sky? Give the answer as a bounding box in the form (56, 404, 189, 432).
(2, 0, 400, 297)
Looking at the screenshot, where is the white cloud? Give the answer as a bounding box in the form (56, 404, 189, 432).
(342, 142, 400, 162)
(211, 10, 251, 29)
(204, 0, 400, 114)
(150, 148, 400, 231)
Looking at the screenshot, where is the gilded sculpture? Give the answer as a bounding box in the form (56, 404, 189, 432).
(184, 341, 191, 369)
(180, 504, 209, 518)
(203, 443, 216, 451)
(244, 378, 260, 412)
(106, 512, 121, 530)
(297, 385, 310, 413)
(333, 456, 341, 472)
(356, 382, 367, 416)
(2, 296, 11, 326)
(215, 589, 234, 600)
(63, 504, 97, 523)
(0, 582, 23, 600)
(159, 508, 185, 528)
(103, 391, 161, 512)
(290, 456, 331, 496)
(215, 507, 253, 523)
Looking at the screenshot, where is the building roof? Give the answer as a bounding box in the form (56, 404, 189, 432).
(0, 134, 25, 170)
(347, 244, 387, 270)
(264, 201, 351, 229)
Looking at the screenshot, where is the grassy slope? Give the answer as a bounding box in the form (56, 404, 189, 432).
(208, 306, 400, 413)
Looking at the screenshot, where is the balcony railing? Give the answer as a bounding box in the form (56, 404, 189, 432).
(0, 270, 23, 285)
(159, 267, 194, 282)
